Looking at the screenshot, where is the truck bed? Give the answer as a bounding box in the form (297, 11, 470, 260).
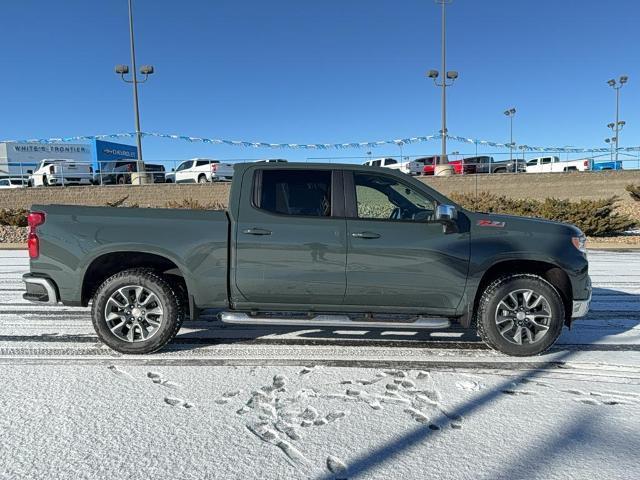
(28, 204, 230, 308)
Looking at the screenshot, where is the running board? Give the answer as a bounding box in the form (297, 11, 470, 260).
(219, 312, 451, 329)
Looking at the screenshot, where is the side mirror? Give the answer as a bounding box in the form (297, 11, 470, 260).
(171, 168, 175, 172)
(435, 204, 457, 222)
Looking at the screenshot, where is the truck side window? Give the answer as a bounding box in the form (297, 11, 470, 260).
(354, 172, 435, 222)
(257, 170, 332, 217)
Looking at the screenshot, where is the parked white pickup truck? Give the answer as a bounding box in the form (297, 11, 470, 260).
(525, 156, 590, 173)
(28, 159, 93, 187)
(363, 158, 410, 174)
(168, 158, 234, 183)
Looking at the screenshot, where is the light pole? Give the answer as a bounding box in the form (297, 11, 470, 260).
(607, 121, 625, 162)
(504, 108, 516, 165)
(115, 0, 155, 184)
(427, 0, 456, 176)
(607, 76, 628, 162)
(604, 137, 617, 162)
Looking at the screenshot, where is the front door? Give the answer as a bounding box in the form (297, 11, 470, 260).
(343, 170, 470, 314)
(233, 168, 347, 306)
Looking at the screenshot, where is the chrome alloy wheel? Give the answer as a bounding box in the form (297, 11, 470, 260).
(104, 285, 164, 343)
(494, 289, 552, 345)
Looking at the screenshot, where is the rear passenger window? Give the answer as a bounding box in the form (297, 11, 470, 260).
(257, 170, 332, 217)
(195, 160, 209, 167)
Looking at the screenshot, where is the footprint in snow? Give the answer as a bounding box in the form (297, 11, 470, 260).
(164, 397, 194, 409)
(502, 389, 537, 396)
(247, 423, 310, 470)
(223, 389, 241, 398)
(107, 365, 134, 380)
(327, 455, 348, 480)
(147, 371, 181, 389)
(456, 380, 485, 392)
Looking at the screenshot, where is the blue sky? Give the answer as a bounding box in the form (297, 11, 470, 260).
(1, 0, 639, 165)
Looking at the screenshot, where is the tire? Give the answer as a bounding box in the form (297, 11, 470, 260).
(198, 174, 208, 183)
(476, 274, 565, 356)
(493, 168, 506, 174)
(91, 268, 185, 354)
(117, 176, 126, 185)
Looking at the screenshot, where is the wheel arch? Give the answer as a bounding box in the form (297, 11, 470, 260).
(81, 251, 189, 309)
(466, 259, 572, 327)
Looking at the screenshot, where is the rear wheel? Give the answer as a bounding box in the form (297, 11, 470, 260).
(117, 176, 126, 185)
(91, 269, 185, 354)
(198, 174, 207, 183)
(476, 274, 565, 356)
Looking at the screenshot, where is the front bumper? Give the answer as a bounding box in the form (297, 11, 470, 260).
(22, 274, 59, 304)
(571, 277, 592, 318)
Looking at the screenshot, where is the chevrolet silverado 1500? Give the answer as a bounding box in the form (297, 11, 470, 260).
(23, 163, 591, 356)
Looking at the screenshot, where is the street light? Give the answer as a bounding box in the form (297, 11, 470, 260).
(427, 0, 456, 176)
(606, 75, 629, 162)
(605, 137, 617, 161)
(504, 107, 516, 166)
(115, 0, 155, 184)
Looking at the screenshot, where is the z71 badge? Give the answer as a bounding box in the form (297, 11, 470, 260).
(477, 219, 506, 228)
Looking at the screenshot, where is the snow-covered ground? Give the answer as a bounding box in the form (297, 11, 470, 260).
(1, 250, 639, 479)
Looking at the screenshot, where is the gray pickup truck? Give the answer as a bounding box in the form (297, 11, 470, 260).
(23, 162, 591, 356)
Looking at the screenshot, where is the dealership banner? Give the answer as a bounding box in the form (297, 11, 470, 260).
(2, 132, 639, 153)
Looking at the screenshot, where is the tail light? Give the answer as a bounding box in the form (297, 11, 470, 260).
(211, 163, 218, 173)
(583, 160, 590, 169)
(27, 212, 46, 259)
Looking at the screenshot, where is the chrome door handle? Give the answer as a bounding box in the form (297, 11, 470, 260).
(242, 227, 272, 236)
(351, 231, 381, 239)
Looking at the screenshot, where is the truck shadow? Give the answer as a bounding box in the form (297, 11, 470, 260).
(170, 287, 639, 353)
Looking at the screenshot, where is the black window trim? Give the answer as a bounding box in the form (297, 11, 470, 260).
(251, 167, 344, 219)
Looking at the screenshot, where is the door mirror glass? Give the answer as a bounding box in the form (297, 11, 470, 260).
(434, 204, 457, 222)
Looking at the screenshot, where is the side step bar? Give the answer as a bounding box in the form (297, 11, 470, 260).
(219, 312, 451, 329)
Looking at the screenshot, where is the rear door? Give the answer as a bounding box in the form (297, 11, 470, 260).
(343, 170, 470, 313)
(233, 168, 347, 306)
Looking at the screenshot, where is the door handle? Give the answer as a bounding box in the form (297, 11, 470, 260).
(351, 231, 381, 239)
(242, 227, 272, 236)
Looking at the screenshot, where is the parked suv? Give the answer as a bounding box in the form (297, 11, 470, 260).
(94, 160, 166, 185)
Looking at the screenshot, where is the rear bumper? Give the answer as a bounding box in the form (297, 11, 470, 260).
(22, 274, 59, 304)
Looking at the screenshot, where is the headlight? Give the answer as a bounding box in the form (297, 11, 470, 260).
(571, 235, 587, 253)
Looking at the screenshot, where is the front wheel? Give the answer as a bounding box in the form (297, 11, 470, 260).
(91, 269, 185, 354)
(476, 274, 565, 356)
